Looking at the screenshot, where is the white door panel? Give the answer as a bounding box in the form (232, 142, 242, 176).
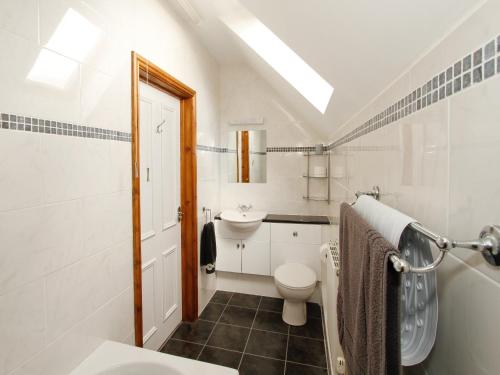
(140, 82, 181, 350)
(140, 98, 154, 240)
(161, 104, 178, 231)
(142, 259, 157, 343)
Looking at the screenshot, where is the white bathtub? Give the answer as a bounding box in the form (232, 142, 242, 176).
(70, 341, 238, 375)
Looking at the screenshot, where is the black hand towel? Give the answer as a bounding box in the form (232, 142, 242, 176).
(200, 222, 217, 274)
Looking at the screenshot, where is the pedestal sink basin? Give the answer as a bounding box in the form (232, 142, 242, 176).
(220, 210, 267, 232)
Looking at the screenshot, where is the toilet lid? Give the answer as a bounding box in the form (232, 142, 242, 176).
(274, 263, 316, 289)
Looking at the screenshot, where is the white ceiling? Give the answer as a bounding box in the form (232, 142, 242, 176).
(170, 0, 483, 138)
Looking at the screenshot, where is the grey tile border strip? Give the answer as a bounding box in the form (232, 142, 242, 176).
(0, 112, 132, 142)
(326, 34, 500, 150)
(197, 145, 318, 153)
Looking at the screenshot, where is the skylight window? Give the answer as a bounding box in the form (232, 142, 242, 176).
(27, 49, 78, 89)
(222, 6, 334, 114)
(27, 8, 101, 89)
(45, 8, 102, 62)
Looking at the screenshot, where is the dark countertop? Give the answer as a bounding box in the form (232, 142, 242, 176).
(214, 213, 332, 225)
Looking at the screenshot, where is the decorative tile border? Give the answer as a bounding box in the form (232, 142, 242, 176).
(0, 112, 132, 142)
(197, 145, 317, 153)
(326, 35, 500, 150)
(196, 145, 228, 153)
(266, 146, 316, 153)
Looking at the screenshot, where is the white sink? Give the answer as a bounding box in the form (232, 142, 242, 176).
(220, 209, 267, 232)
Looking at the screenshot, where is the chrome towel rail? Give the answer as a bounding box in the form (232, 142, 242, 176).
(354, 188, 500, 272)
(202, 207, 212, 223)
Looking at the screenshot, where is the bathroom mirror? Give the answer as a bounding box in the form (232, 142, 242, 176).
(227, 130, 267, 183)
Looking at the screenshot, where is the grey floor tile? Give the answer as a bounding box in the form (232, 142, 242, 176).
(245, 330, 287, 360)
(239, 354, 285, 375)
(220, 305, 256, 327)
(253, 310, 289, 334)
(171, 320, 214, 344)
(229, 293, 261, 309)
(286, 362, 328, 375)
(207, 323, 250, 352)
(198, 346, 242, 369)
(160, 339, 203, 359)
(259, 296, 284, 313)
(211, 290, 233, 304)
(307, 302, 322, 318)
(287, 335, 326, 368)
(290, 317, 324, 340)
(199, 303, 225, 322)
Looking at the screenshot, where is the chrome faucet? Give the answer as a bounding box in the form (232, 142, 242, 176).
(238, 204, 252, 212)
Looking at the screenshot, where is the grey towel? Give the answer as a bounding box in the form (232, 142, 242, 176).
(337, 203, 401, 375)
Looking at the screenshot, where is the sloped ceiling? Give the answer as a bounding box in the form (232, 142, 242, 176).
(169, 0, 483, 139)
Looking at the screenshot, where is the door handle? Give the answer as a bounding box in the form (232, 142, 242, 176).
(177, 206, 183, 222)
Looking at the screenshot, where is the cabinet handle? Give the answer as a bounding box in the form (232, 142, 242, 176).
(236, 243, 240, 249)
(242, 243, 245, 249)
(293, 231, 298, 237)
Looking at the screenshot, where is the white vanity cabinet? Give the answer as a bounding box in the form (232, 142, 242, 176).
(215, 219, 324, 280)
(216, 238, 243, 273)
(270, 223, 322, 280)
(215, 221, 271, 276)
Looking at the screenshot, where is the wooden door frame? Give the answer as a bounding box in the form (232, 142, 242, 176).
(131, 51, 198, 347)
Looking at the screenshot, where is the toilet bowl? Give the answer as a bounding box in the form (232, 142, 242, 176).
(274, 262, 317, 326)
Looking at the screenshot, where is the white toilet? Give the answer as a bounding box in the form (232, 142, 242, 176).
(274, 262, 317, 326)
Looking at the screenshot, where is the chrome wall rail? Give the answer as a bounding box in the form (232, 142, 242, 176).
(202, 207, 212, 223)
(355, 186, 380, 200)
(354, 189, 500, 272)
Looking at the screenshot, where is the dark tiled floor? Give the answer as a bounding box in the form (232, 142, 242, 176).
(160, 291, 327, 374)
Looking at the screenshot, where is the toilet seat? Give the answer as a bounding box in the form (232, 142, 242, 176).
(274, 263, 317, 290)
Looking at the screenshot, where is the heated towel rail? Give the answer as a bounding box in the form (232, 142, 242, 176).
(354, 186, 500, 273)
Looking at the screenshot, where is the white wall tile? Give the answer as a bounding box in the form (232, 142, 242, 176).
(45, 241, 132, 343)
(1, 0, 220, 373)
(0, 200, 83, 294)
(0, 130, 42, 212)
(0, 30, 82, 123)
(41, 135, 111, 202)
(82, 191, 132, 255)
(0, 282, 45, 375)
(326, 4, 500, 374)
(10, 288, 133, 375)
(449, 76, 500, 283)
(0, 0, 38, 41)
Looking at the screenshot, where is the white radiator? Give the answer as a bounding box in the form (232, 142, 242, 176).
(321, 240, 345, 374)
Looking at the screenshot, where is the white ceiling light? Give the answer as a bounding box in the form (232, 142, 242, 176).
(45, 8, 102, 62)
(221, 4, 334, 114)
(27, 49, 78, 89)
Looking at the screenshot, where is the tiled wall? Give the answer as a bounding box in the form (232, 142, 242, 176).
(328, 2, 500, 373)
(218, 65, 333, 216)
(0, 1, 220, 374)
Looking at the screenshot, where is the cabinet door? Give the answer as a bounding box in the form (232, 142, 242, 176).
(241, 240, 270, 276)
(271, 223, 322, 244)
(216, 238, 241, 273)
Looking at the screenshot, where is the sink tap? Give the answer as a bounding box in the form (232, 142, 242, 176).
(238, 204, 252, 212)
